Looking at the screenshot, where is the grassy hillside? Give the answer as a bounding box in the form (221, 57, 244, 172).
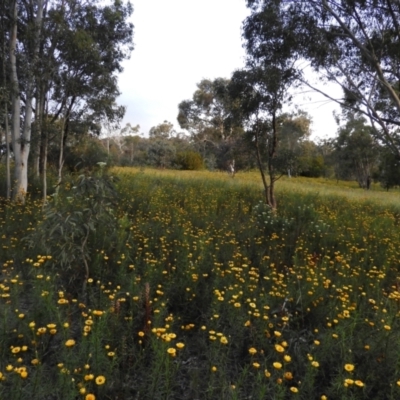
(0, 167, 400, 399)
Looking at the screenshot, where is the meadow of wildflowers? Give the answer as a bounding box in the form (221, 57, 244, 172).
(1, 166, 400, 399)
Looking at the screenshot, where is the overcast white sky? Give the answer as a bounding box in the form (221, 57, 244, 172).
(117, 0, 342, 139)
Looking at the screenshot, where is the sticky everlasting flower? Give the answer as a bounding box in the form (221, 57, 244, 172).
(284, 372, 293, 380)
(95, 375, 106, 385)
(275, 344, 284, 353)
(65, 339, 75, 347)
(248, 347, 257, 355)
(167, 348, 176, 356)
(85, 395, 96, 400)
(344, 364, 355, 372)
(311, 361, 319, 367)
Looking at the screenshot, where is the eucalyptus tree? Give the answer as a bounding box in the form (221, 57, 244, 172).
(244, 0, 400, 157)
(149, 120, 176, 139)
(4, 0, 134, 202)
(229, 0, 300, 209)
(0, 0, 11, 198)
(178, 78, 242, 142)
(178, 78, 244, 170)
(332, 113, 378, 187)
(277, 111, 312, 177)
(230, 65, 299, 209)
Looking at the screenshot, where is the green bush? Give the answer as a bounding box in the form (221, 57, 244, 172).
(175, 151, 203, 170)
(63, 137, 110, 172)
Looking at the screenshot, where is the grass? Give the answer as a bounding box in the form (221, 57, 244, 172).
(0, 166, 400, 399)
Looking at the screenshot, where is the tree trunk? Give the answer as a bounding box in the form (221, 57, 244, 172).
(9, 0, 22, 201)
(4, 103, 11, 199)
(254, 127, 270, 206)
(42, 124, 48, 206)
(57, 117, 66, 190)
(34, 91, 44, 178)
(10, 0, 44, 202)
(1, 7, 10, 199)
(266, 113, 278, 210)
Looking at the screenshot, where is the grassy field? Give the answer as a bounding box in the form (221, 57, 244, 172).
(1, 167, 400, 399)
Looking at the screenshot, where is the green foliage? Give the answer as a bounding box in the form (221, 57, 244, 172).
(298, 154, 325, 178)
(332, 114, 378, 186)
(376, 149, 400, 190)
(177, 78, 243, 142)
(24, 166, 119, 295)
(175, 151, 203, 170)
(63, 137, 110, 172)
(146, 138, 176, 168)
(244, 0, 400, 156)
(1, 0, 134, 201)
(149, 120, 175, 139)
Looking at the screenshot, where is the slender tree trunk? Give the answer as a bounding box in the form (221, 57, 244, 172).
(267, 114, 278, 210)
(130, 142, 134, 163)
(1, 5, 10, 199)
(10, 0, 44, 202)
(57, 117, 66, 189)
(4, 103, 11, 199)
(34, 92, 43, 178)
(42, 124, 48, 206)
(9, 0, 22, 201)
(254, 127, 270, 206)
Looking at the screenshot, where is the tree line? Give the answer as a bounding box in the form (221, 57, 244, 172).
(97, 89, 399, 193)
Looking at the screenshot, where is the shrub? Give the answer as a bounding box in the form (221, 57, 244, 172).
(175, 151, 203, 170)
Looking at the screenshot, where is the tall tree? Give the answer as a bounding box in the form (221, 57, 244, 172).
(332, 113, 378, 187)
(230, 65, 298, 209)
(276, 111, 312, 177)
(149, 120, 175, 139)
(4, 0, 134, 201)
(178, 78, 243, 143)
(245, 0, 400, 156)
(178, 78, 244, 170)
(0, 0, 11, 198)
(230, 0, 300, 209)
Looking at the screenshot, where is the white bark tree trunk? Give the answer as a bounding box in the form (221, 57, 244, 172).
(9, 0, 22, 200)
(10, 0, 44, 202)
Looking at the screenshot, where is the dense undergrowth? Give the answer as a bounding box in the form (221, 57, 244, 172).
(1, 166, 400, 399)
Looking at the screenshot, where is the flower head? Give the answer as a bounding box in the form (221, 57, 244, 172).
(95, 375, 106, 385)
(167, 348, 176, 357)
(65, 339, 75, 347)
(248, 347, 257, 355)
(273, 362, 282, 369)
(275, 344, 284, 353)
(344, 364, 355, 372)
